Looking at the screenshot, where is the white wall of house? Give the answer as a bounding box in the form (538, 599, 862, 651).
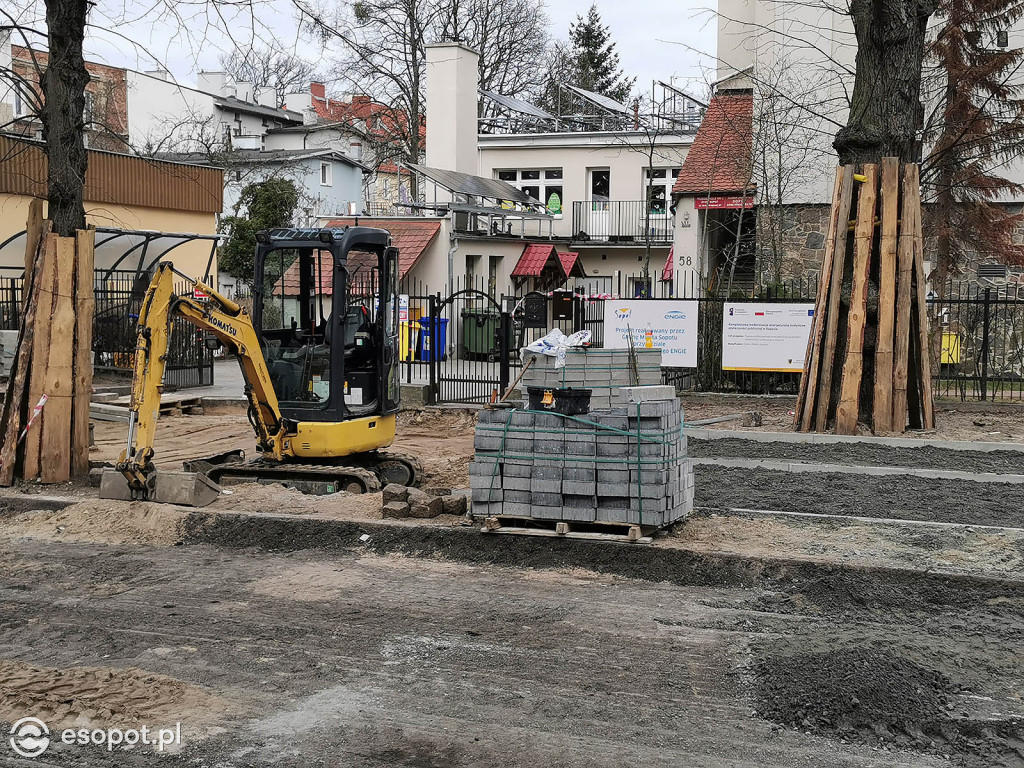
(478, 133, 691, 239)
(224, 156, 364, 222)
(125, 71, 220, 151)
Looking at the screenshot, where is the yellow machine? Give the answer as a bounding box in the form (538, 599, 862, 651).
(100, 227, 420, 506)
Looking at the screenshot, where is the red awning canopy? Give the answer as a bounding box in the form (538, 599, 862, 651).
(512, 243, 585, 279)
(661, 246, 674, 282)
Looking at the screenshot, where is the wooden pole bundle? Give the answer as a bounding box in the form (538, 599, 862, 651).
(795, 160, 934, 434)
(0, 204, 95, 484)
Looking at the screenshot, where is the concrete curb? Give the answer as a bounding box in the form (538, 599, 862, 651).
(692, 457, 1024, 484)
(684, 427, 1024, 453)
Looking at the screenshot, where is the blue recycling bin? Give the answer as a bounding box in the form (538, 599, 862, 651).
(417, 317, 449, 361)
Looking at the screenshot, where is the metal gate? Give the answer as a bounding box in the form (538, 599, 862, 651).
(429, 288, 512, 404)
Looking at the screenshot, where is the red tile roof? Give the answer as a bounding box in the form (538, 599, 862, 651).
(512, 243, 559, 277)
(672, 91, 754, 197)
(557, 251, 586, 279)
(512, 244, 586, 279)
(661, 246, 674, 282)
(276, 219, 441, 296)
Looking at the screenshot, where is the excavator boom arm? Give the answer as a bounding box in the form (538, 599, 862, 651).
(116, 263, 284, 490)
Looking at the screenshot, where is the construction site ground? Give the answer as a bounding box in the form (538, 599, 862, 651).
(1, 398, 1023, 766)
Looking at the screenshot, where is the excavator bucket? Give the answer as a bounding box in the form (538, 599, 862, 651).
(98, 468, 222, 507)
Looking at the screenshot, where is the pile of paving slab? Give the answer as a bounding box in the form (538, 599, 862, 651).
(469, 347, 694, 529)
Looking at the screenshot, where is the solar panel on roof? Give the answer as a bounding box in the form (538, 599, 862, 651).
(479, 89, 555, 120)
(405, 163, 540, 204)
(564, 84, 632, 115)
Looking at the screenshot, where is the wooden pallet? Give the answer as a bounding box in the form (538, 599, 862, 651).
(480, 515, 654, 544)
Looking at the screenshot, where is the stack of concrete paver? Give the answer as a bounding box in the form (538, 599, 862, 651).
(521, 348, 662, 410)
(470, 384, 694, 529)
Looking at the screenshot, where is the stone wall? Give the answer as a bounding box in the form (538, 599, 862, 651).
(754, 203, 831, 284)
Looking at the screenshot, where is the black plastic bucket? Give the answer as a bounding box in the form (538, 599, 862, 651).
(527, 386, 592, 415)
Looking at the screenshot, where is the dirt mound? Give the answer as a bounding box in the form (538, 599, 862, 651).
(752, 648, 949, 740)
(751, 648, 1024, 767)
(0, 659, 231, 731)
(0, 501, 186, 545)
(212, 483, 383, 520)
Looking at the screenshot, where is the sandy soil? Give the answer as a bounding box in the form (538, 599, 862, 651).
(3, 534, 1021, 766)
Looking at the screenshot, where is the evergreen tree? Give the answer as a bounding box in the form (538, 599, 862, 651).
(568, 4, 635, 102)
(539, 4, 635, 116)
(924, 0, 1024, 286)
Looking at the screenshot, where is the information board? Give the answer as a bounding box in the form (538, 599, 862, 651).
(602, 300, 699, 367)
(722, 303, 816, 372)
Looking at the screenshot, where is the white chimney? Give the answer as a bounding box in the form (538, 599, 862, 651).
(425, 42, 479, 175)
(285, 91, 311, 113)
(236, 80, 254, 103)
(198, 70, 228, 96)
(145, 69, 171, 81)
(256, 86, 277, 109)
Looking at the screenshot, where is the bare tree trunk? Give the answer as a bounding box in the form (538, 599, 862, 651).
(41, 0, 90, 237)
(834, 0, 937, 165)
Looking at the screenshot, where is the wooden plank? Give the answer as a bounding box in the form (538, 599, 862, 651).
(72, 229, 96, 476)
(40, 236, 77, 484)
(835, 163, 879, 435)
(813, 167, 857, 432)
(909, 171, 935, 429)
(23, 199, 44, 289)
(796, 166, 849, 431)
(892, 164, 917, 431)
(0, 231, 48, 485)
(22, 234, 57, 480)
(873, 157, 900, 432)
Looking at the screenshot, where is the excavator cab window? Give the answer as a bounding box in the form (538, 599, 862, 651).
(258, 246, 333, 407)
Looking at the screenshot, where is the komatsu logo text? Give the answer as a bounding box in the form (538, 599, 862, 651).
(210, 316, 238, 336)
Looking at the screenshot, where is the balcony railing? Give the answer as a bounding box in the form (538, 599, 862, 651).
(571, 200, 674, 245)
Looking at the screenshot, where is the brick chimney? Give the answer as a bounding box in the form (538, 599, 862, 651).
(311, 82, 326, 100)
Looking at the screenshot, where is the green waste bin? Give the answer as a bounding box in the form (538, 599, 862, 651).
(460, 307, 500, 360)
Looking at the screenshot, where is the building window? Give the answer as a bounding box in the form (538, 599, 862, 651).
(495, 169, 563, 215)
(488, 255, 501, 298)
(13, 88, 26, 118)
(320, 162, 332, 186)
(645, 167, 681, 215)
(83, 91, 95, 125)
(590, 168, 610, 211)
(465, 254, 480, 289)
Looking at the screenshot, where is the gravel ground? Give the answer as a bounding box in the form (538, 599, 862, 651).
(694, 465, 1024, 527)
(0, 531, 1021, 767)
(690, 438, 1024, 473)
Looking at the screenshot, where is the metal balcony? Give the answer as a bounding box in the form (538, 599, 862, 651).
(571, 200, 674, 245)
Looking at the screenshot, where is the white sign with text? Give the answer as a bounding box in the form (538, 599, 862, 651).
(722, 303, 816, 372)
(602, 300, 699, 367)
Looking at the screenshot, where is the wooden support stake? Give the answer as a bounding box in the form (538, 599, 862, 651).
(892, 164, 918, 431)
(813, 165, 857, 432)
(873, 157, 900, 432)
(23, 198, 44, 289)
(0, 231, 47, 485)
(835, 163, 879, 435)
(796, 166, 849, 431)
(910, 172, 935, 430)
(40, 236, 77, 484)
(22, 234, 57, 480)
(72, 228, 96, 476)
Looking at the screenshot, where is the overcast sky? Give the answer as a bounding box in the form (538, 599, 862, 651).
(73, 0, 716, 99)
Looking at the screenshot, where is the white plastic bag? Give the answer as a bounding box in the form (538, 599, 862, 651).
(525, 328, 592, 368)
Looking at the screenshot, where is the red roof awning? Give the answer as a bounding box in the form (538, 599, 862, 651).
(512, 244, 585, 280)
(661, 247, 674, 282)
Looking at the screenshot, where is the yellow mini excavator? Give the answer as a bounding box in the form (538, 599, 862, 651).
(100, 226, 421, 506)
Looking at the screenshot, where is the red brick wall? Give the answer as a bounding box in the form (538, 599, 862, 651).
(10, 46, 129, 151)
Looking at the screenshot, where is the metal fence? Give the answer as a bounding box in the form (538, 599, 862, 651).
(571, 201, 674, 244)
(0, 268, 213, 390)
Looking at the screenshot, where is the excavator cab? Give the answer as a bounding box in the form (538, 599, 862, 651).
(101, 225, 419, 508)
(252, 227, 401, 423)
